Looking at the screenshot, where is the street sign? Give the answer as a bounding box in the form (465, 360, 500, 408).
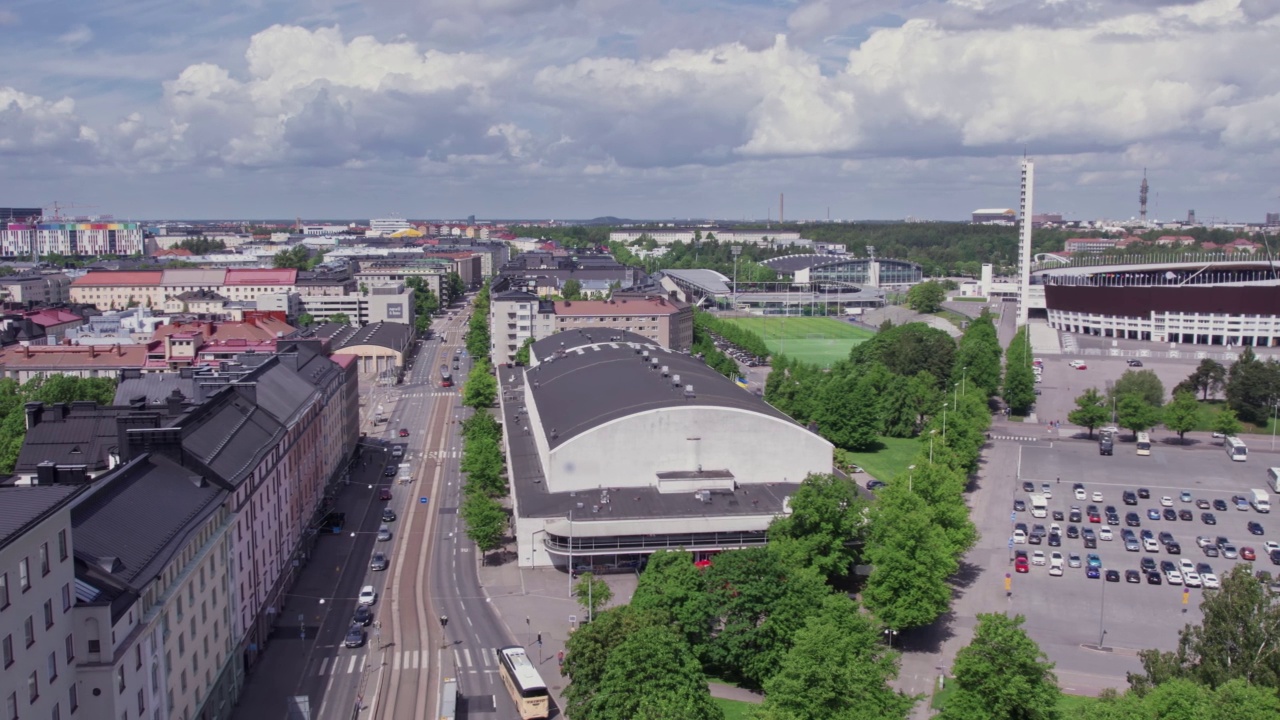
(1008, 537, 1014, 549)
(1011, 511, 1017, 522)
(420, 497, 428, 504)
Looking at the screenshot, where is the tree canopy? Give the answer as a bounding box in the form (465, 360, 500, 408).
(1111, 369, 1166, 407)
(1068, 388, 1110, 438)
(1162, 391, 1199, 443)
(906, 280, 946, 313)
(938, 613, 1060, 720)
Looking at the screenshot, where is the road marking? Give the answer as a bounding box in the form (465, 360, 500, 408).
(347, 655, 358, 674)
(317, 658, 329, 676)
(408, 650, 419, 669)
(463, 648, 473, 668)
(991, 434, 1042, 442)
(392, 652, 401, 671)
(481, 648, 492, 666)
(453, 648, 462, 669)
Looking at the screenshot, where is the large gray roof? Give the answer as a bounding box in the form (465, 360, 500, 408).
(524, 329, 795, 450)
(659, 269, 731, 294)
(180, 387, 285, 486)
(0, 485, 84, 552)
(73, 453, 225, 592)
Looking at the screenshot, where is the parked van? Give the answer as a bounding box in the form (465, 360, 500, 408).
(1268, 467, 1280, 493)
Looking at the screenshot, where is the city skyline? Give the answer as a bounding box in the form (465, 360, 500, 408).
(2, 0, 1278, 222)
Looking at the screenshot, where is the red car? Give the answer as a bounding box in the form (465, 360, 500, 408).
(1015, 557, 1029, 573)
(399, 428, 410, 437)
(1075, 364, 1088, 370)
(1241, 546, 1257, 561)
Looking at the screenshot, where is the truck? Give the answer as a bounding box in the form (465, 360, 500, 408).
(397, 462, 413, 483)
(1029, 493, 1048, 518)
(1251, 488, 1271, 513)
(1099, 427, 1116, 456)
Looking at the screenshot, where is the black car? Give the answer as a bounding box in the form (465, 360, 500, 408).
(352, 605, 373, 627)
(381, 507, 396, 522)
(1202, 513, 1217, 525)
(1053, 510, 1065, 521)
(1023, 481, 1035, 493)
(1069, 507, 1083, 523)
(1125, 569, 1141, 583)
(1140, 556, 1156, 572)
(1248, 521, 1265, 536)
(1105, 569, 1121, 582)
(344, 626, 366, 648)
(1028, 533, 1042, 545)
(1147, 571, 1162, 584)
(1105, 505, 1118, 516)
(1107, 512, 1121, 526)
(1160, 560, 1177, 573)
(867, 480, 887, 491)
(1127, 359, 1144, 367)
(1013, 499, 1026, 511)
(1126, 512, 1142, 527)
(1167, 542, 1182, 554)
(1178, 509, 1193, 521)
(1123, 491, 1138, 506)
(1139, 488, 1151, 499)
(1158, 531, 1175, 545)
(1271, 549, 1280, 565)
(1048, 533, 1062, 547)
(1083, 534, 1097, 549)
(1067, 525, 1080, 539)
(1162, 508, 1177, 521)
(384, 466, 397, 477)
(1213, 499, 1229, 511)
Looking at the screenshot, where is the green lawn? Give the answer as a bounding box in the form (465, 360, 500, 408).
(841, 436, 921, 483)
(712, 697, 758, 720)
(1191, 399, 1275, 434)
(724, 316, 875, 368)
(951, 296, 988, 302)
(933, 682, 1098, 713)
(933, 309, 970, 330)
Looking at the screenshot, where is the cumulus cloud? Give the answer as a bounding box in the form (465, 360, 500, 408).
(0, 87, 98, 156)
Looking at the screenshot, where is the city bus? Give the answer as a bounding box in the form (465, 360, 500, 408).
(439, 365, 453, 388)
(1136, 432, 1151, 456)
(1226, 436, 1248, 462)
(496, 646, 549, 719)
(438, 677, 458, 720)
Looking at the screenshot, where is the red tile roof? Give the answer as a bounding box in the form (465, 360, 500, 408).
(223, 268, 297, 285)
(71, 271, 164, 286)
(0, 344, 148, 369)
(24, 309, 83, 327)
(152, 319, 295, 343)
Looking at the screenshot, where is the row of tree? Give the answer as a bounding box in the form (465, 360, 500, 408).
(457, 408, 507, 562)
(1002, 325, 1037, 415)
(271, 245, 326, 270)
(465, 283, 491, 359)
(403, 276, 440, 336)
(1067, 366, 1246, 442)
(693, 311, 772, 359)
(0, 376, 118, 473)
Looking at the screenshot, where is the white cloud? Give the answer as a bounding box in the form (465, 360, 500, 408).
(0, 87, 97, 156)
(58, 24, 93, 46)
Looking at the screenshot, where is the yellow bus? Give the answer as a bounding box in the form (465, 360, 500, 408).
(497, 646, 549, 719)
(1136, 432, 1151, 456)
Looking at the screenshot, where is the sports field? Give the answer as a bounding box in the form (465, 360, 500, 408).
(723, 316, 874, 367)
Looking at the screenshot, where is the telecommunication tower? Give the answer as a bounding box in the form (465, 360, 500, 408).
(1017, 159, 1034, 326)
(1139, 169, 1149, 222)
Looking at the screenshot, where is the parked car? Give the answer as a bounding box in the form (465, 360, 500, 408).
(1147, 508, 1162, 521)
(358, 586, 377, 605)
(352, 605, 373, 627)
(370, 552, 389, 571)
(1125, 569, 1141, 583)
(1139, 488, 1152, 499)
(344, 625, 366, 648)
(1241, 546, 1257, 561)
(1123, 490, 1138, 506)
(1202, 512, 1217, 525)
(1213, 499, 1229, 511)
(866, 480, 887, 491)
(1180, 492, 1193, 503)
(1105, 569, 1121, 582)
(1127, 359, 1144, 367)
(1015, 555, 1029, 573)
(381, 508, 396, 522)
(399, 428, 410, 437)
(1248, 521, 1265, 536)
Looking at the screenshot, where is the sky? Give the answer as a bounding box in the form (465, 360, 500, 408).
(2, 0, 1279, 222)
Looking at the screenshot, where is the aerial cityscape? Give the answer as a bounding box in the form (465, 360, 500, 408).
(3, 2, 1280, 720)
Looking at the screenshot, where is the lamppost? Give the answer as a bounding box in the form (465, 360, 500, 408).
(942, 402, 949, 439)
(929, 429, 937, 464)
(1272, 396, 1278, 451)
(732, 245, 742, 311)
(908, 464, 917, 492)
(962, 366, 969, 396)
(1098, 572, 1107, 647)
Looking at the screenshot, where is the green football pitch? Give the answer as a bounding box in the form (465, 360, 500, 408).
(723, 316, 874, 367)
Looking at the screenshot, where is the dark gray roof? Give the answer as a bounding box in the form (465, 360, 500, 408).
(113, 373, 201, 405)
(493, 290, 539, 302)
(524, 329, 794, 450)
(73, 453, 225, 594)
(761, 254, 834, 272)
(180, 387, 285, 486)
(15, 404, 134, 474)
(0, 485, 84, 551)
(331, 322, 412, 352)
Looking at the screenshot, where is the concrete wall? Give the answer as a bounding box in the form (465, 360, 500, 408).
(546, 406, 832, 493)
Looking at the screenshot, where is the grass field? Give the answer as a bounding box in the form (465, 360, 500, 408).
(933, 683, 1098, 713)
(841, 436, 921, 483)
(1192, 399, 1275, 434)
(723, 316, 875, 367)
(711, 697, 758, 719)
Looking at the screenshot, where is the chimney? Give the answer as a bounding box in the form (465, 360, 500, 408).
(129, 395, 147, 410)
(35, 461, 56, 486)
(52, 402, 68, 419)
(24, 402, 42, 429)
(165, 389, 186, 416)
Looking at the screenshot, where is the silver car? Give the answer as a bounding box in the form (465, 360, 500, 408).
(1221, 544, 1239, 559)
(377, 525, 392, 542)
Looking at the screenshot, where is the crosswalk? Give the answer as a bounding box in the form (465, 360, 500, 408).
(399, 391, 458, 399)
(427, 450, 461, 459)
(316, 646, 499, 676)
(990, 434, 1043, 442)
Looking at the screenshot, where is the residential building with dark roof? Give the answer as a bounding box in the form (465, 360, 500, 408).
(311, 321, 413, 379)
(0, 272, 72, 305)
(502, 330, 832, 571)
(495, 251, 642, 299)
(70, 453, 236, 720)
(0, 483, 86, 720)
(488, 288, 692, 365)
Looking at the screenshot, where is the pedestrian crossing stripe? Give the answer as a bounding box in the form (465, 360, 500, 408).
(316, 647, 499, 676)
(990, 435, 1041, 442)
(427, 450, 461, 459)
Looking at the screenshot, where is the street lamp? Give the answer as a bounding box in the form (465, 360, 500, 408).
(962, 366, 969, 396)
(942, 402, 949, 439)
(1272, 396, 1278, 451)
(929, 429, 937, 464)
(1098, 572, 1107, 647)
(908, 464, 917, 492)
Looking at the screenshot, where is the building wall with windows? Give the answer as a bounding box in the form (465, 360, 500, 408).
(0, 485, 85, 720)
(488, 292, 691, 366)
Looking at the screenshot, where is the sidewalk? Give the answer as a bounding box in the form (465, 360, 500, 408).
(477, 560, 638, 715)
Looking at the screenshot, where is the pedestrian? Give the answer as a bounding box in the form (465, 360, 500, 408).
(1056, 477, 1060, 485)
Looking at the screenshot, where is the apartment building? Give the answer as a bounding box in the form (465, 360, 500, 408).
(0, 273, 72, 305)
(70, 269, 301, 310)
(0, 484, 86, 720)
(488, 290, 692, 365)
(71, 453, 237, 720)
(0, 222, 145, 257)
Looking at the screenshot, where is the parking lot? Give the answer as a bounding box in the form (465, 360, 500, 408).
(997, 436, 1279, 686)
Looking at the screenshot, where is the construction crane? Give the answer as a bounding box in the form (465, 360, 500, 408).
(33, 201, 99, 263)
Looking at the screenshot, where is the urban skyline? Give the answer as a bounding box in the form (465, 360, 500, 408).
(2, 0, 1278, 222)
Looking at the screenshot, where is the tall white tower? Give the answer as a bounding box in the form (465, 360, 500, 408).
(1017, 158, 1034, 326)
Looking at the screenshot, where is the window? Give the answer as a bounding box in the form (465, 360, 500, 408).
(117, 665, 125, 692)
(19, 559, 30, 592)
(48, 651, 57, 681)
(53, 703, 61, 720)
(45, 600, 54, 629)
(40, 543, 50, 576)
(2, 635, 12, 668)
(65, 633, 74, 663)
(0, 573, 8, 609)
(135, 645, 142, 670)
(24, 617, 35, 648)
(58, 531, 68, 562)
(28, 670, 39, 702)
(69, 684, 78, 713)
(6, 692, 16, 720)
(137, 689, 145, 714)
(62, 585, 71, 613)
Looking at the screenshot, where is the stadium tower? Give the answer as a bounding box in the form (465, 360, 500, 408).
(1018, 158, 1034, 326)
(1140, 169, 1149, 223)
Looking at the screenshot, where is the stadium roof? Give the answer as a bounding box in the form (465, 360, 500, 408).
(525, 329, 794, 450)
(659, 268, 731, 294)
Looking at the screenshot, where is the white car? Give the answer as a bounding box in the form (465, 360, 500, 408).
(358, 585, 377, 605)
(1069, 360, 1085, 368)
(1075, 487, 1088, 501)
(1099, 526, 1113, 541)
(1041, 483, 1052, 499)
(1264, 541, 1280, 555)
(1013, 529, 1027, 544)
(1196, 536, 1215, 548)
(1032, 550, 1046, 566)
(1200, 568, 1221, 589)
(1183, 570, 1202, 587)
(1091, 491, 1104, 502)
(1180, 559, 1197, 574)
(1050, 523, 1062, 535)
(1161, 496, 1174, 507)
(1143, 537, 1161, 552)
(1165, 569, 1184, 585)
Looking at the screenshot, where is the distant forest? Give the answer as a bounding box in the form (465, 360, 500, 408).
(509, 223, 1268, 279)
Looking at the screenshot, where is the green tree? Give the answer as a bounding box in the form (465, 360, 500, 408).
(586, 623, 724, 720)
(815, 372, 880, 451)
(514, 337, 534, 365)
(755, 594, 917, 720)
(271, 245, 312, 270)
(938, 613, 1060, 720)
(905, 281, 947, 313)
(767, 473, 868, 580)
(1076, 678, 1280, 720)
(328, 312, 351, 325)
(296, 312, 315, 327)
(906, 459, 978, 556)
(1068, 388, 1110, 438)
(1111, 369, 1166, 407)
(1185, 358, 1228, 401)
(1163, 391, 1200, 444)
(1116, 395, 1161, 438)
(573, 572, 614, 619)
(1130, 565, 1280, 693)
(1003, 327, 1036, 414)
(952, 314, 1002, 398)
(1212, 407, 1243, 439)
(462, 360, 497, 409)
(1225, 347, 1280, 424)
(629, 550, 718, 653)
(564, 606, 670, 718)
(444, 271, 466, 305)
(848, 322, 955, 390)
(862, 485, 955, 631)
(562, 277, 584, 300)
(459, 493, 506, 563)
